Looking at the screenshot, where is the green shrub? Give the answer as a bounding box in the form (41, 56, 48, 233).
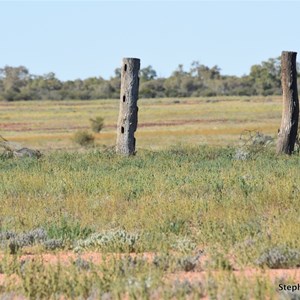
(90, 116, 104, 133)
(72, 130, 94, 146)
(46, 218, 93, 242)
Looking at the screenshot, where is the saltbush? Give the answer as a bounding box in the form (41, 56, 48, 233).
(256, 246, 300, 269)
(0, 228, 64, 253)
(74, 229, 140, 253)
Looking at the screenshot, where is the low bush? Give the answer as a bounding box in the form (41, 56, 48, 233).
(234, 130, 274, 160)
(0, 228, 64, 253)
(72, 130, 95, 146)
(74, 229, 140, 253)
(90, 116, 104, 133)
(256, 246, 300, 269)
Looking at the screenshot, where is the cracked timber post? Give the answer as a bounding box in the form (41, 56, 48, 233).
(116, 58, 140, 155)
(276, 51, 299, 155)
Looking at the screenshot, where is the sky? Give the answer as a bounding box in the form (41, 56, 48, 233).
(0, 1, 299, 81)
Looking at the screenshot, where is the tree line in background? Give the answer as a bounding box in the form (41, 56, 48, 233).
(0, 57, 299, 101)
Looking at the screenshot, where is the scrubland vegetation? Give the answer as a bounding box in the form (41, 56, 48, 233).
(0, 97, 299, 299)
(1, 56, 299, 101)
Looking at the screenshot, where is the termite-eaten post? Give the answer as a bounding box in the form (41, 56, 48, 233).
(277, 51, 299, 155)
(116, 58, 140, 155)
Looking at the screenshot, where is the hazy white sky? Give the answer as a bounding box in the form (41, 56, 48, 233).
(0, 1, 299, 80)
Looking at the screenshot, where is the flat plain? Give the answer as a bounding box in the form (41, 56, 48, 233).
(0, 96, 281, 150)
(0, 96, 299, 299)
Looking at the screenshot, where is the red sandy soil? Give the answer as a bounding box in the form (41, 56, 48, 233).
(0, 251, 299, 283)
(0, 118, 246, 132)
(0, 122, 87, 132)
(0, 251, 299, 300)
(167, 268, 300, 283)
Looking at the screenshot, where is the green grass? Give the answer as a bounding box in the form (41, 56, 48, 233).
(0, 96, 299, 298)
(0, 146, 299, 298)
(0, 146, 299, 257)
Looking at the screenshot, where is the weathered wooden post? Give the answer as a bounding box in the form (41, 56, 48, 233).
(276, 51, 299, 155)
(116, 58, 140, 155)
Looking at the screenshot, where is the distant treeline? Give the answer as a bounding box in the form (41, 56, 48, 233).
(0, 57, 299, 101)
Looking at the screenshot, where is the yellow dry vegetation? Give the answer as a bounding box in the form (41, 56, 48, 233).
(0, 96, 282, 150)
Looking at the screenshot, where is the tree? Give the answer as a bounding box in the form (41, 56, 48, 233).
(0, 66, 30, 100)
(140, 78, 165, 98)
(0, 56, 290, 101)
(190, 61, 221, 80)
(140, 65, 157, 82)
(249, 57, 281, 95)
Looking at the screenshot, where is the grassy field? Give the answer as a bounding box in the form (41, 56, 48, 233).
(0, 97, 299, 299)
(0, 96, 282, 150)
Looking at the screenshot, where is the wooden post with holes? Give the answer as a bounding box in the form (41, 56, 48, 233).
(116, 58, 140, 155)
(276, 51, 299, 155)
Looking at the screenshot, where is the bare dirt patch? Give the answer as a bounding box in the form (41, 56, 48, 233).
(0, 118, 247, 133)
(1, 251, 299, 282)
(167, 268, 300, 283)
